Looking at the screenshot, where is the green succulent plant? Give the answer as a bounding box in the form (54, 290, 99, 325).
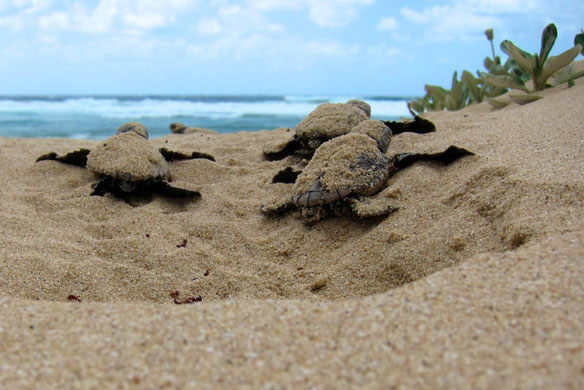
(484, 28, 497, 64)
(408, 24, 583, 114)
(498, 23, 582, 91)
(575, 30, 584, 58)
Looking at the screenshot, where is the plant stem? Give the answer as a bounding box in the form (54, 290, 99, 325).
(490, 40, 496, 62)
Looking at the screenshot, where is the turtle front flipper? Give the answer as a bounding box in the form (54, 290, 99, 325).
(383, 116, 436, 135)
(263, 137, 302, 161)
(260, 199, 297, 217)
(154, 180, 201, 198)
(394, 145, 475, 170)
(36, 148, 91, 167)
(349, 196, 399, 218)
(159, 148, 215, 162)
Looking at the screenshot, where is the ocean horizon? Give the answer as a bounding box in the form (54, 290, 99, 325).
(0, 94, 414, 140)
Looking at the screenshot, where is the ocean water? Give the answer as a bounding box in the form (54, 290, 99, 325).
(0, 95, 413, 140)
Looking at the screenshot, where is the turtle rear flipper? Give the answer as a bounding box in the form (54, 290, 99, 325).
(350, 196, 399, 218)
(154, 180, 201, 198)
(263, 137, 302, 161)
(393, 145, 475, 170)
(384, 116, 436, 135)
(36, 148, 91, 167)
(159, 148, 215, 162)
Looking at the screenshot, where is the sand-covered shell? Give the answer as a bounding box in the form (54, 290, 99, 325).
(349, 119, 392, 153)
(87, 132, 168, 182)
(295, 100, 370, 145)
(346, 99, 371, 117)
(170, 122, 217, 135)
(115, 122, 149, 140)
(292, 133, 390, 207)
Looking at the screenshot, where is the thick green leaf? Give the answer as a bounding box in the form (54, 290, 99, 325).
(484, 85, 508, 97)
(508, 93, 543, 105)
(539, 23, 557, 65)
(450, 72, 464, 101)
(575, 33, 584, 56)
(486, 97, 510, 109)
(500, 40, 510, 56)
(444, 95, 455, 111)
(408, 98, 427, 115)
(423, 85, 447, 111)
(425, 85, 449, 100)
(572, 69, 584, 80)
(483, 74, 526, 91)
(450, 71, 460, 90)
(503, 58, 530, 81)
(540, 45, 581, 85)
(462, 70, 483, 102)
(483, 57, 507, 75)
(502, 40, 533, 60)
(552, 63, 584, 86)
(483, 57, 494, 71)
(505, 41, 535, 76)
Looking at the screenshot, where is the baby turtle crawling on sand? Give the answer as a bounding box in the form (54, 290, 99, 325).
(169, 122, 217, 135)
(264, 99, 435, 160)
(261, 133, 473, 222)
(36, 122, 215, 199)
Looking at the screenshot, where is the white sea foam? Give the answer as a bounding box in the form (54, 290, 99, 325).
(0, 95, 412, 138)
(0, 96, 409, 119)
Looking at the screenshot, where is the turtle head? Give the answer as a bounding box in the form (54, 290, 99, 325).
(115, 122, 149, 140)
(170, 122, 187, 134)
(346, 99, 371, 118)
(350, 120, 392, 153)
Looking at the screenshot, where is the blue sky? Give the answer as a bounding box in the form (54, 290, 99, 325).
(0, 0, 582, 95)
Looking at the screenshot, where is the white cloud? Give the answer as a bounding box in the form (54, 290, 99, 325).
(122, 13, 168, 30)
(400, 2, 516, 40)
(462, 0, 537, 13)
(37, 0, 199, 34)
(0, 0, 49, 30)
(244, 0, 300, 11)
(399, 0, 541, 40)
(196, 18, 222, 35)
(0, 0, 49, 12)
(305, 39, 358, 56)
(400, 8, 429, 24)
(38, 1, 118, 34)
(219, 0, 374, 28)
(307, 0, 374, 27)
(376, 17, 398, 31)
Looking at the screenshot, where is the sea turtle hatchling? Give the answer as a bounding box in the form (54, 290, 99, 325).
(263, 99, 436, 160)
(169, 122, 217, 135)
(261, 133, 474, 222)
(86, 131, 202, 198)
(36, 122, 215, 199)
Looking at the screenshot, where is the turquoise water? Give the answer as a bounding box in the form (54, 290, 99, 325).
(0, 95, 413, 139)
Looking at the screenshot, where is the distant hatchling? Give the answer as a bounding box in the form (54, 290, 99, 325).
(36, 122, 215, 199)
(169, 122, 217, 135)
(263, 99, 435, 160)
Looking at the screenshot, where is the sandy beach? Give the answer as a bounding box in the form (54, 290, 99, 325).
(0, 79, 583, 388)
